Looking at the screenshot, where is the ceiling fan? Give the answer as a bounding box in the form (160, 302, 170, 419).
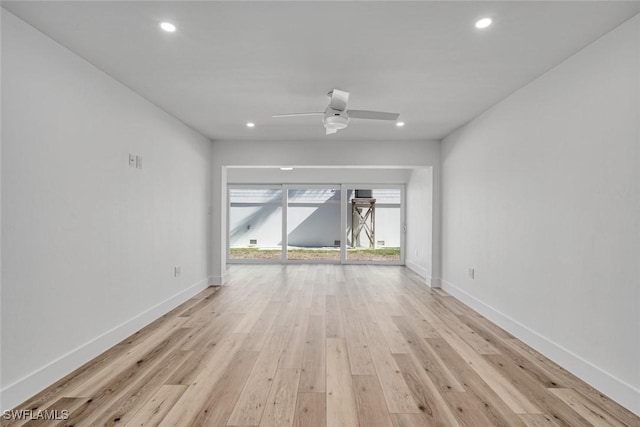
(273, 89, 400, 135)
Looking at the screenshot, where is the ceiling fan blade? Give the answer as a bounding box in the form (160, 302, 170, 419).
(326, 128, 338, 135)
(329, 89, 350, 111)
(272, 112, 324, 118)
(347, 110, 399, 120)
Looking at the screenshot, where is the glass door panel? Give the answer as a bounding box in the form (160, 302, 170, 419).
(287, 188, 341, 262)
(228, 188, 283, 261)
(346, 188, 402, 262)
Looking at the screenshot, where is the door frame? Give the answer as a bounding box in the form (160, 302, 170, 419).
(227, 183, 405, 265)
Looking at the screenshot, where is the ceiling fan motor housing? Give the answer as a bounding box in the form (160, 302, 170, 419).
(324, 107, 349, 130)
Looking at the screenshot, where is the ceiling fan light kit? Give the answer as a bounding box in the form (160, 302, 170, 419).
(273, 89, 400, 135)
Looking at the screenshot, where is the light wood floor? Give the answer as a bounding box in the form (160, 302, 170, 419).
(5, 265, 639, 427)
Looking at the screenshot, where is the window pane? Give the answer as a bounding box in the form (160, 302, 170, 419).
(347, 188, 401, 262)
(287, 188, 341, 261)
(229, 188, 282, 260)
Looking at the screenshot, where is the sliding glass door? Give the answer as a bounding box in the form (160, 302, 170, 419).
(344, 187, 403, 263)
(228, 184, 403, 265)
(286, 187, 341, 262)
(228, 187, 283, 262)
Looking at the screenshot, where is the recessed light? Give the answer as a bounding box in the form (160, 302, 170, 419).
(396, 122, 405, 127)
(246, 122, 255, 128)
(280, 167, 293, 171)
(475, 17, 493, 29)
(160, 22, 177, 32)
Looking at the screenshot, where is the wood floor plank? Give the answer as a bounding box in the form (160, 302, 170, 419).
(433, 323, 540, 414)
(549, 388, 627, 427)
(445, 391, 501, 426)
(456, 312, 514, 340)
(392, 353, 462, 427)
(457, 315, 568, 389)
(426, 337, 528, 427)
(362, 321, 420, 414)
(189, 350, 259, 426)
(518, 413, 563, 427)
(259, 368, 301, 427)
(326, 338, 359, 427)
(123, 385, 187, 427)
(483, 353, 593, 426)
(6, 265, 638, 427)
(392, 315, 465, 392)
(372, 305, 412, 354)
(241, 300, 284, 351)
(157, 332, 248, 426)
(432, 288, 450, 298)
(278, 306, 311, 369)
(299, 315, 326, 393)
(232, 298, 271, 332)
(325, 295, 345, 338)
(309, 283, 326, 316)
(61, 327, 191, 426)
(396, 295, 441, 339)
(292, 393, 325, 427)
(180, 311, 237, 348)
(353, 375, 394, 427)
(226, 326, 292, 426)
(390, 413, 441, 427)
(91, 349, 192, 426)
(506, 338, 640, 427)
(168, 313, 245, 385)
(20, 398, 87, 427)
(422, 298, 501, 355)
(342, 314, 376, 375)
(64, 317, 189, 398)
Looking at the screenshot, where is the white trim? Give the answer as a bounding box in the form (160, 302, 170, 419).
(441, 279, 640, 417)
(209, 273, 228, 286)
(284, 259, 341, 265)
(227, 259, 281, 265)
(405, 259, 428, 281)
(342, 260, 403, 266)
(0, 277, 210, 411)
(428, 277, 441, 287)
(405, 260, 441, 288)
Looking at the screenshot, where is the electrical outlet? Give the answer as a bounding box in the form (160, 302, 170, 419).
(129, 154, 136, 167)
(136, 155, 143, 169)
(468, 268, 475, 279)
(174, 266, 181, 277)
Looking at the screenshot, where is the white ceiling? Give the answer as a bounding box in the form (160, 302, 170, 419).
(3, 1, 640, 142)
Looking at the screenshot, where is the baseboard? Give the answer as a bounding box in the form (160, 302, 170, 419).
(208, 273, 228, 286)
(441, 279, 640, 417)
(405, 260, 441, 288)
(0, 277, 210, 411)
(405, 260, 428, 284)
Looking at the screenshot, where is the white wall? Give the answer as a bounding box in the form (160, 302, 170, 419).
(212, 140, 440, 282)
(1, 12, 212, 410)
(227, 167, 411, 184)
(441, 14, 640, 415)
(405, 168, 435, 284)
